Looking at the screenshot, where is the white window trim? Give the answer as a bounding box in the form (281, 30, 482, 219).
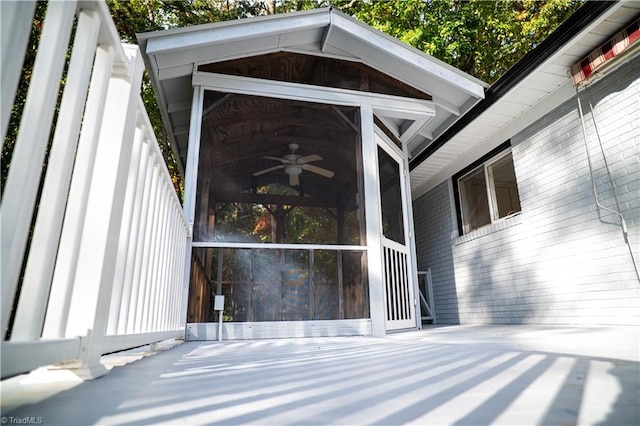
(457, 148, 520, 234)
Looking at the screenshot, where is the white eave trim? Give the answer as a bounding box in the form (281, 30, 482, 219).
(145, 12, 331, 55)
(193, 71, 437, 119)
(330, 13, 487, 99)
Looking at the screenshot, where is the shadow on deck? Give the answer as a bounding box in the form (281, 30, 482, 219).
(1, 325, 639, 425)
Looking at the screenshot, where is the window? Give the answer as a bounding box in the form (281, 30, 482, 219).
(455, 148, 521, 234)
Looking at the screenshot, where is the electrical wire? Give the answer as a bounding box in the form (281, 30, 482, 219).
(575, 84, 640, 284)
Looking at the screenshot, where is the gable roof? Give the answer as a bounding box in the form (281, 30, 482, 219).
(409, 1, 640, 197)
(137, 7, 487, 171)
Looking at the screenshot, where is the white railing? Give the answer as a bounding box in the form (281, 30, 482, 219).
(382, 239, 416, 331)
(418, 269, 436, 324)
(1, 1, 190, 379)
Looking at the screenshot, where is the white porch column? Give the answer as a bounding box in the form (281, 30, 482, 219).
(64, 45, 144, 379)
(180, 86, 205, 325)
(360, 104, 386, 337)
(403, 143, 422, 329)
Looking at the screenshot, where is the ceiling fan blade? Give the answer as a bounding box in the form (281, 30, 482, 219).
(302, 164, 334, 178)
(263, 156, 287, 163)
(298, 154, 322, 163)
(290, 173, 300, 186)
(253, 164, 285, 176)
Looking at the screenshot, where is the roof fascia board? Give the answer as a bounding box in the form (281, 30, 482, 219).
(137, 7, 331, 41)
(145, 12, 331, 55)
(409, 95, 479, 157)
(321, 9, 334, 52)
(410, 78, 575, 199)
(408, 0, 618, 171)
(330, 12, 486, 99)
(193, 71, 436, 117)
(158, 63, 195, 81)
(138, 42, 185, 170)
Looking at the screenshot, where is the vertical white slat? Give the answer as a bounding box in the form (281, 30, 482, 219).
(158, 207, 178, 330)
(160, 192, 176, 330)
(42, 45, 115, 339)
(106, 124, 145, 335)
(398, 250, 405, 320)
(117, 140, 151, 334)
(63, 45, 144, 379)
(155, 187, 173, 330)
(147, 186, 169, 331)
(167, 219, 179, 330)
(160, 206, 178, 331)
(391, 248, 397, 321)
(135, 165, 161, 332)
(146, 175, 166, 333)
(1, 0, 36, 143)
(155, 209, 170, 331)
(387, 247, 395, 321)
(1, 1, 76, 334)
(12, 10, 101, 341)
(383, 247, 390, 320)
(173, 212, 186, 328)
(125, 156, 154, 333)
(171, 221, 188, 329)
(395, 250, 402, 320)
(174, 226, 188, 329)
(398, 251, 404, 319)
(180, 86, 204, 325)
(144, 180, 168, 332)
(401, 252, 409, 319)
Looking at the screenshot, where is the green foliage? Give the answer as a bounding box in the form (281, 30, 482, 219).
(4, 1, 583, 202)
(330, 0, 583, 83)
(102, 0, 581, 201)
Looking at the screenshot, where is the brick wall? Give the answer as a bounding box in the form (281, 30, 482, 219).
(412, 57, 639, 326)
(413, 181, 459, 323)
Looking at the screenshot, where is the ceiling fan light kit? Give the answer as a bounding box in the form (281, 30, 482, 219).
(253, 143, 335, 186)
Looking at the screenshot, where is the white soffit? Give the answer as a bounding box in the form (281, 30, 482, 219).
(410, 1, 640, 198)
(137, 7, 487, 167)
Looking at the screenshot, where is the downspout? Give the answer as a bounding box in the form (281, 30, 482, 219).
(574, 84, 640, 284)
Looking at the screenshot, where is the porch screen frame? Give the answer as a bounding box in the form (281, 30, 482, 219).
(183, 73, 432, 336)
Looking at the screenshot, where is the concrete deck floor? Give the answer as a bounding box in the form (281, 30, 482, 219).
(1, 325, 639, 425)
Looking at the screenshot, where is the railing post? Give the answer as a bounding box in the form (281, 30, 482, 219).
(1, 0, 76, 335)
(1, 0, 36, 143)
(63, 45, 144, 379)
(12, 9, 102, 342)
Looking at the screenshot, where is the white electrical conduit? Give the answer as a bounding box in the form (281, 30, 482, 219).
(575, 84, 640, 284)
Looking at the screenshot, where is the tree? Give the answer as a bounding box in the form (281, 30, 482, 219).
(3, 0, 583, 199)
(329, 0, 582, 83)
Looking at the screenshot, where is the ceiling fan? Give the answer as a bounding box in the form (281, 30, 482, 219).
(253, 143, 334, 186)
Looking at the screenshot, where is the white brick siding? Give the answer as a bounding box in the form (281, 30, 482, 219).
(413, 57, 639, 326)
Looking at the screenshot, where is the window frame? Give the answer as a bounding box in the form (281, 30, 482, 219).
(452, 141, 520, 235)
